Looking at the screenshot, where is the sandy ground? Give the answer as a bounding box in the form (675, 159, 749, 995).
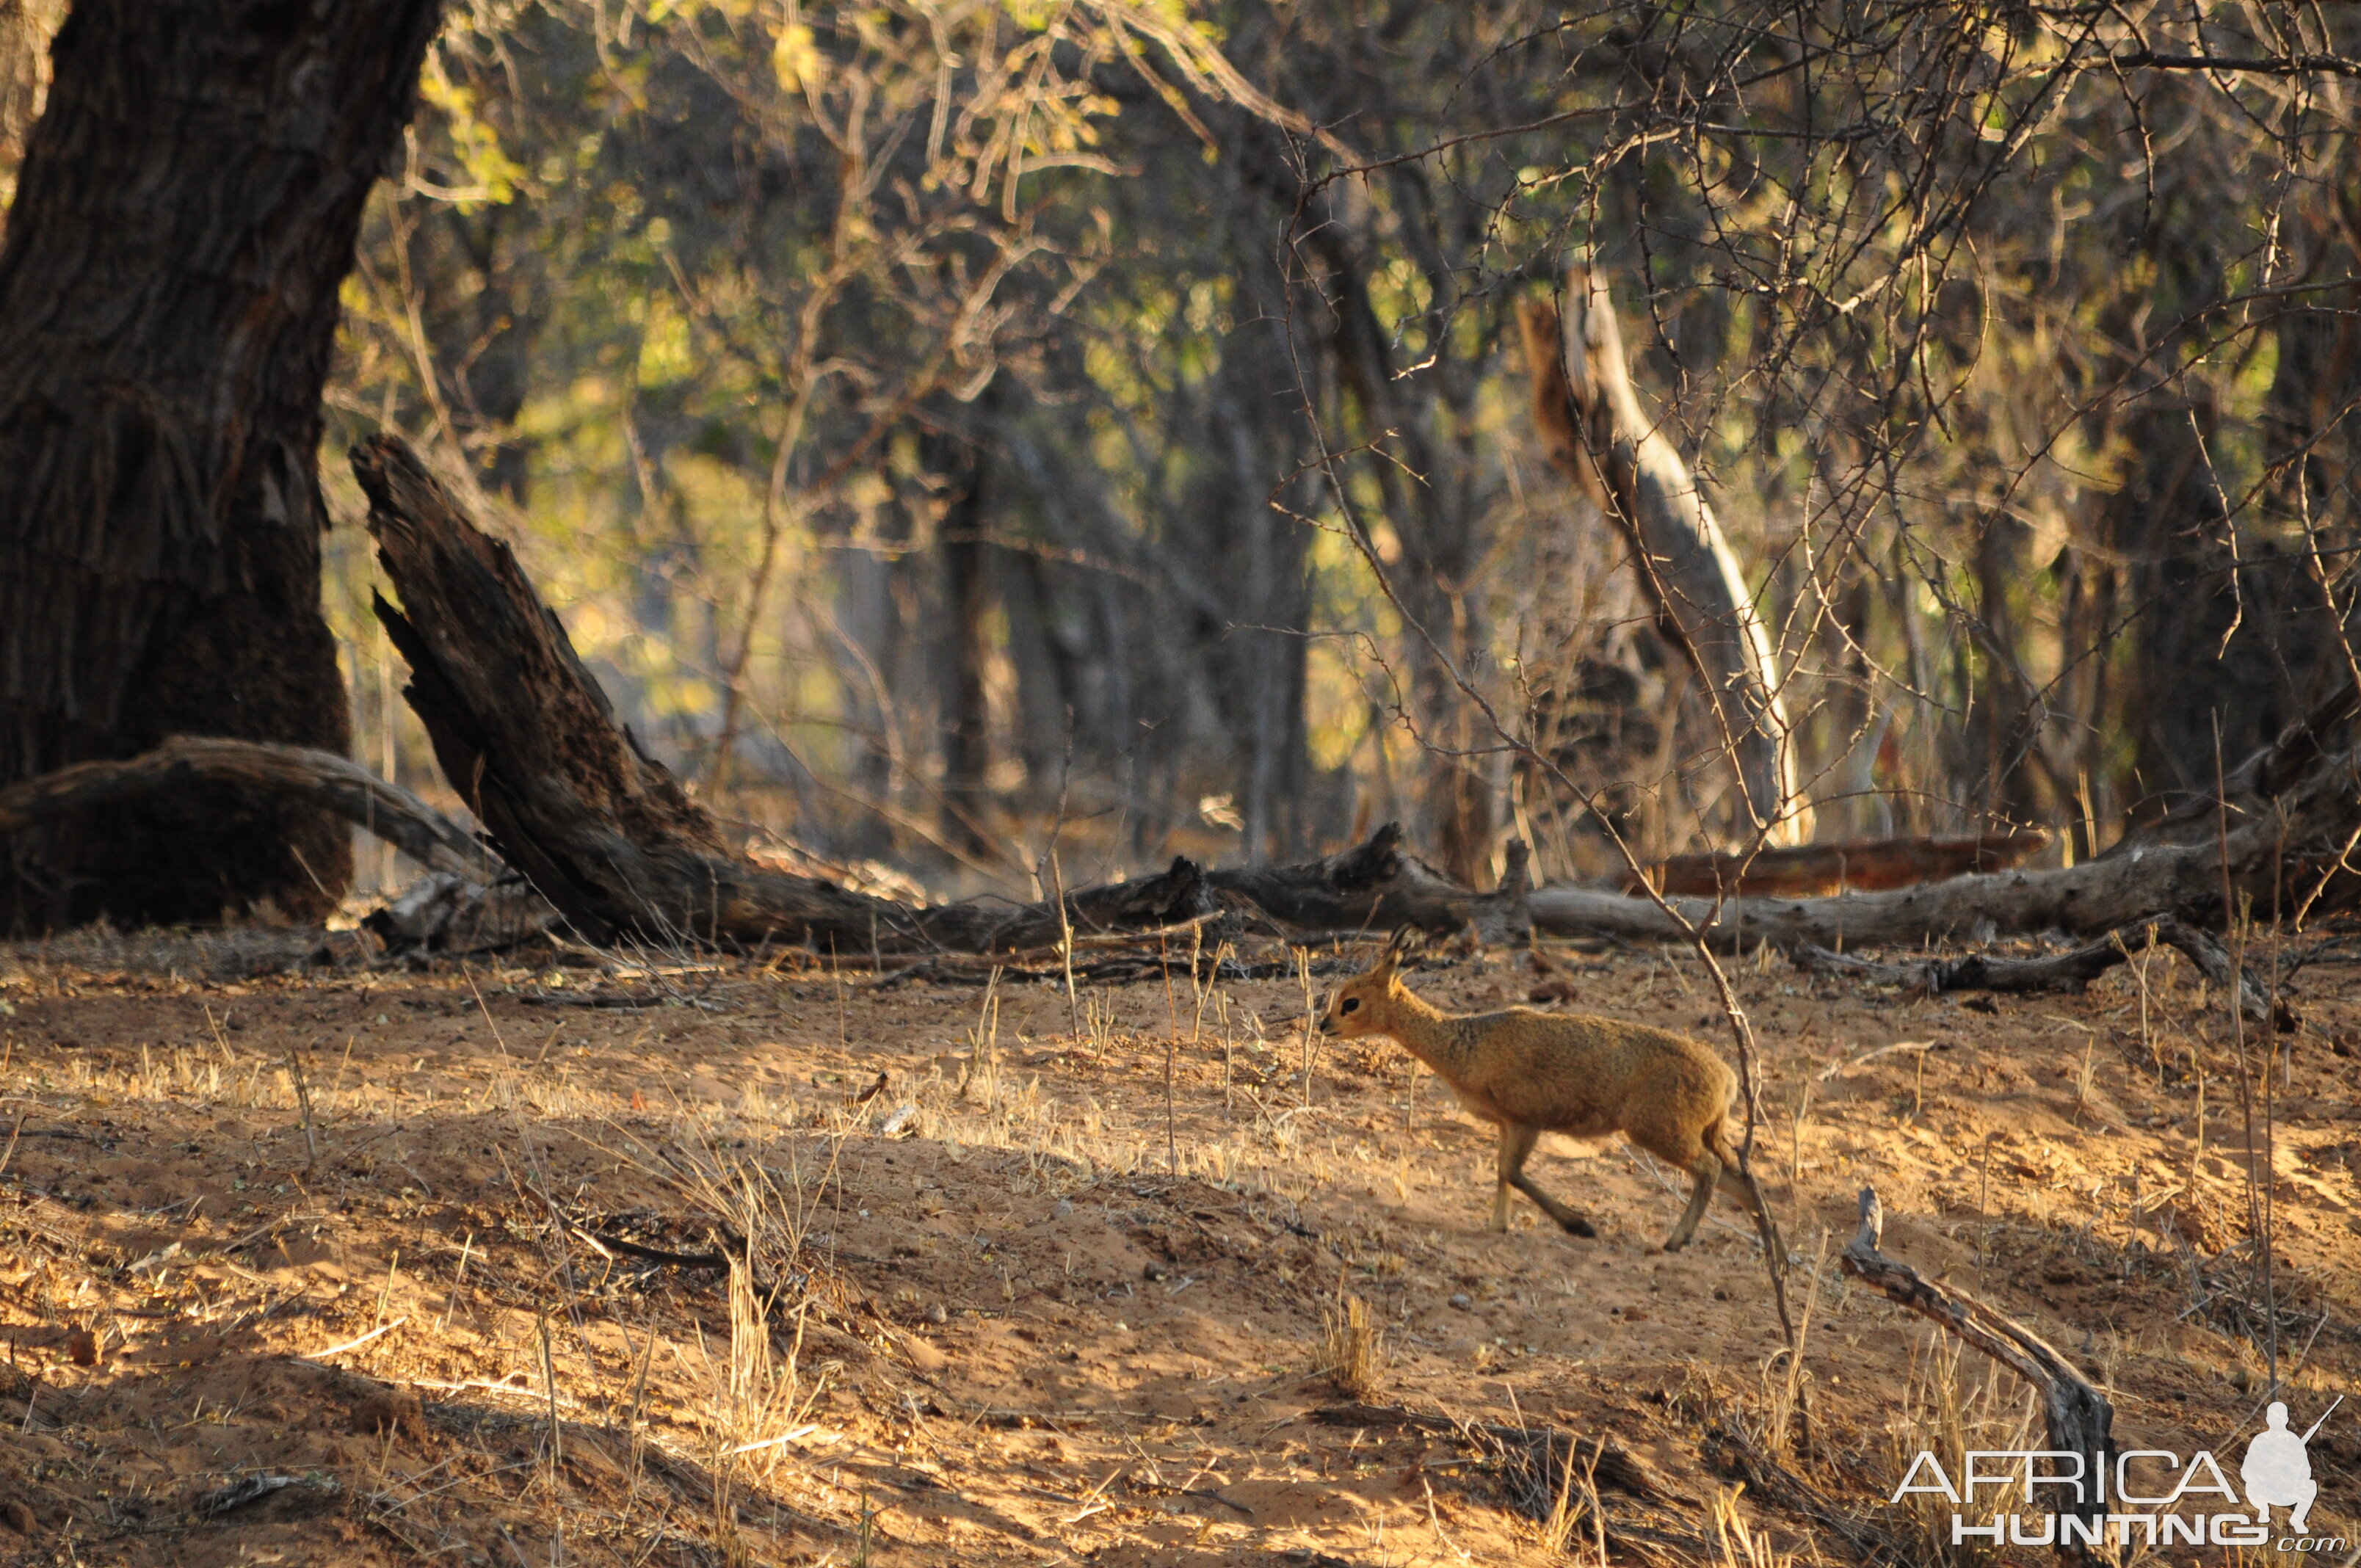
(0, 927, 2354, 1567)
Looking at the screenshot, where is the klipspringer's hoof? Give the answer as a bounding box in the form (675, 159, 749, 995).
(1557, 1214, 1598, 1238)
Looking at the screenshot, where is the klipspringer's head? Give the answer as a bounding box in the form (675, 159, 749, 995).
(1319, 929, 1421, 1038)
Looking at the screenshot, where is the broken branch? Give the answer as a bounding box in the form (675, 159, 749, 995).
(0, 736, 488, 880)
(1791, 917, 2280, 1023)
(1839, 1186, 2116, 1564)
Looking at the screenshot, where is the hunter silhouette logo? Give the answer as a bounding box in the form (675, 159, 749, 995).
(2243, 1396, 2338, 1535)
(1892, 1395, 2348, 1553)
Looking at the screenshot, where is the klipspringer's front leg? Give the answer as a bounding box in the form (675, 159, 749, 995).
(1512, 1172, 1599, 1238)
(1493, 1123, 1597, 1237)
(1490, 1124, 1537, 1232)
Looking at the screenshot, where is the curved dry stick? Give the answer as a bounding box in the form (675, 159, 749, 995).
(1840, 1186, 2116, 1564)
(0, 736, 488, 880)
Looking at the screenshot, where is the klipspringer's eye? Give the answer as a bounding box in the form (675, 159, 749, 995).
(1340, 997, 1360, 1014)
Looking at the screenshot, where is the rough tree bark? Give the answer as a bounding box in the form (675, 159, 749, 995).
(1520, 271, 1808, 846)
(0, 0, 443, 930)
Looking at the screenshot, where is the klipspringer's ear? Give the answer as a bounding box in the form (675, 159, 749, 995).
(1371, 924, 1419, 978)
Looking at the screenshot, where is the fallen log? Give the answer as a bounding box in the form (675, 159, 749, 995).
(1524, 737, 2360, 946)
(1839, 1187, 2116, 1565)
(8, 682, 2346, 966)
(1790, 916, 2282, 1025)
(30, 436, 2262, 956)
(1208, 827, 1532, 945)
(1636, 831, 2048, 897)
(0, 736, 489, 881)
(1241, 790, 2357, 950)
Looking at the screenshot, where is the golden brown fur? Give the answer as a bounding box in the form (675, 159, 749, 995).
(1320, 938, 1768, 1249)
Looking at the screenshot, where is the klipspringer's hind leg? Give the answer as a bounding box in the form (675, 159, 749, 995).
(1664, 1150, 1720, 1252)
(1496, 1123, 1597, 1238)
(1716, 1149, 1785, 1257)
(1715, 1161, 1765, 1216)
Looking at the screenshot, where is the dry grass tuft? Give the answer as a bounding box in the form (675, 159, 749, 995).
(1709, 1484, 1796, 1568)
(1319, 1287, 1384, 1400)
(1537, 1435, 1604, 1559)
(1758, 1231, 1827, 1456)
(1879, 1331, 2035, 1567)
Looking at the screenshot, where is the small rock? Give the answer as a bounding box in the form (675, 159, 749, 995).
(1448, 1293, 1471, 1311)
(1144, 1263, 1169, 1282)
(925, 1303, 948, 1326)
(904, 1337, 949, 1374)
(1, 1500, 32, 1534)
(63, 1329, 98, 1367)
(1053, 1199, 1074, 1219)
(351, 1384, 427, 1441)
(1712, 1288, 1730, 1302)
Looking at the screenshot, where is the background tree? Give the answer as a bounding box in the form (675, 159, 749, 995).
(8, 0, 2354, 921)
(0, 0, 443, 929)
(289, 1, 2361, 902)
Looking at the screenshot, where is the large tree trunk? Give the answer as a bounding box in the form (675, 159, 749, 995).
(937, 432, 994, 859)
(0, 0, 441, 931)
(1521, 270, 1809, 847)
